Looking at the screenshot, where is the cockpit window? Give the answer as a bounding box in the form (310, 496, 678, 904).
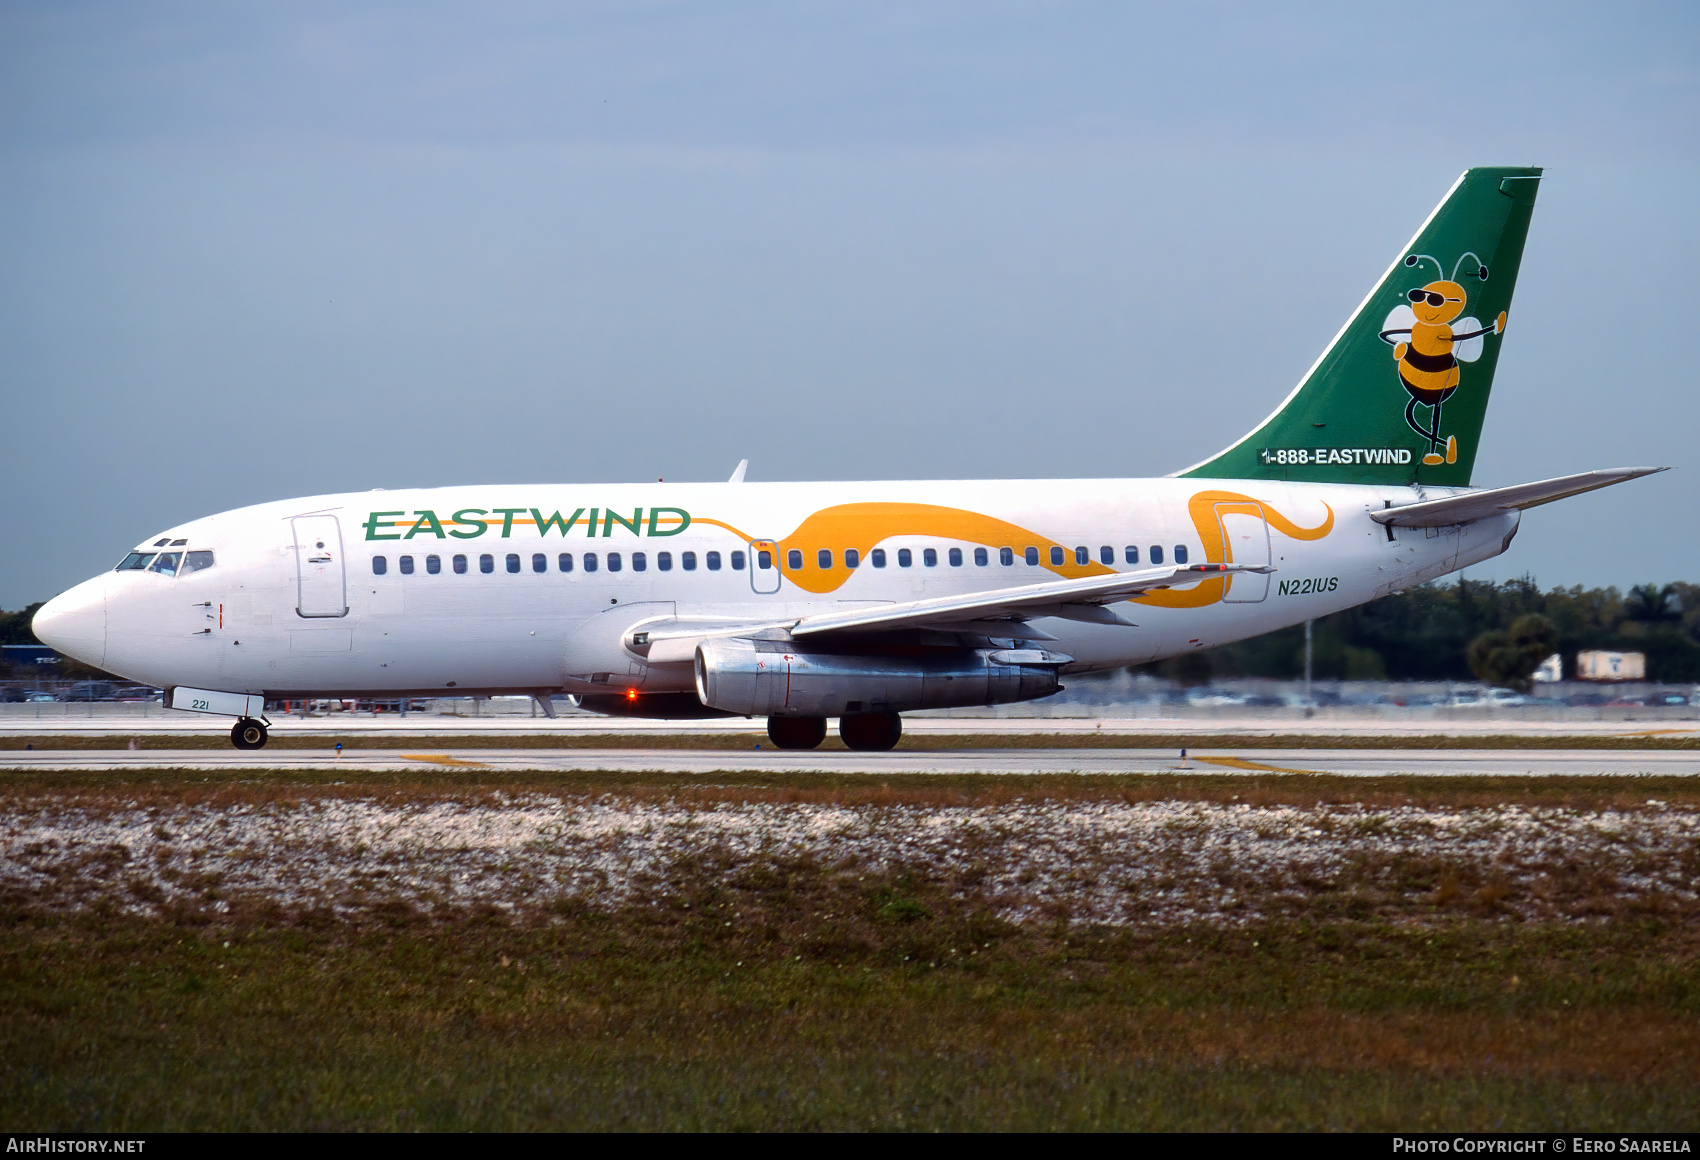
(117, 552, 156, 571)
(148, 552, 181, 576)
(180, 550, 215, 575)
(169, 538, 187, 547)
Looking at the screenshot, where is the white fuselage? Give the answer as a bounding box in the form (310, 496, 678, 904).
(36, 477, 1517, 702)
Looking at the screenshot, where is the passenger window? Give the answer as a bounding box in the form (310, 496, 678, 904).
(372, 556, 388, 576)
(505, 553, 520, 574)
(1075, 546, 1089, 566)
(871, 549, 887, 568)
(1125, 546, 1138, 565)
(845, 548, 860, 568)
(181, 551, 215, 575)
(1100, 545, 1113, 565)
(974, 547, 988, 566)
(399, 555, 415, 575)
(558, 553, 574, 573)
(149, 552, 181, 576)
(478, 554, 493, 574)
(584, 553, 599, 573)
(1000, 547, 1014, 566)
(752, 551, 766, 570)
(1175, 545, 1189, 564)
(632, 552, 647, 572)
(532, 553, 546, 573)
(731, 550, 746, 570)
(1024, 547, 1039, 566)
(817, 548, 833, 569)
(948, 547, 962, 567)
(1150, 545, 1164, 564)
(682, 551, 697, 571)
(1049, 546, 1064, 566)
(897, 548, 912, 568)
(116, 552, 156, 571)
(427, 555, 442, 574)
(706, 551, 722, 571)
(608, 552, 623, 572)
(657, 551, 672, 572)
(453, 554, 468, 574)
(923, 548, 937, 567)
(787, 549, 803, 570)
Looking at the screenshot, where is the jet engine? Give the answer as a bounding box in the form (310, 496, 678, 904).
(693, 636, 1064, 718)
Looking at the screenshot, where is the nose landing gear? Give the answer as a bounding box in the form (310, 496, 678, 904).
(231, 717, 269, 750)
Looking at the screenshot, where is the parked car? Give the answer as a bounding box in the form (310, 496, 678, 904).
(24, 691, 58, 702)
(0, 687, 25, 703)
(1647, 693, 1689, 707)
(112, 686, 163, 701)
(1185, 690, 1250, 708)
(61, 680, 118, 701)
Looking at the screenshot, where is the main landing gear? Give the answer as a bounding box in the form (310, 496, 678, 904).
(764, 711, 905, 752)
(839, 711, 903, 752)
(231, 717, 269, 750)
(767, 716, 827, 750)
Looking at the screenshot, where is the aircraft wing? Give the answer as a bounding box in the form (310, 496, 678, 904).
(789, 563, 1269, 636)
(1369, 467, 1666, 529)
(627, 563, 1270, 662)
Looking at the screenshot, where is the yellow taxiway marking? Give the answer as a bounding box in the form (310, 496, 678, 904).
(400, 754, 492, 768)
(1189, 755, 1321, 775)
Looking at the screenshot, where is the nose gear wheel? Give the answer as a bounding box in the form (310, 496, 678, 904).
(230, 718, 269, 750)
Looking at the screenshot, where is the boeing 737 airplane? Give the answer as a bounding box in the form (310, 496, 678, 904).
(32, 167, 1664, 750)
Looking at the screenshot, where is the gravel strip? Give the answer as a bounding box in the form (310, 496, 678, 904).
(5, 796, 1698, 926)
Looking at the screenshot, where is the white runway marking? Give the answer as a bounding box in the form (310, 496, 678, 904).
(2, 748, 1697, 776)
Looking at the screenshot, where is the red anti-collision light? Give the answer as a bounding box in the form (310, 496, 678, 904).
(625, 689, 638, 701)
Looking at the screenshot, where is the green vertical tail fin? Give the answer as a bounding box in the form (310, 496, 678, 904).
(1180, 166, 1541, 487)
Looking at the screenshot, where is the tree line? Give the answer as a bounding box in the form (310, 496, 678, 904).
(1152, 578, 1700, 688)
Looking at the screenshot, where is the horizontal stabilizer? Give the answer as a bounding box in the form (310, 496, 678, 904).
(1370, 467, 1666, 529)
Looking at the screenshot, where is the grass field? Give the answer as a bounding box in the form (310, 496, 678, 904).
(4, 769, 1698, 1130)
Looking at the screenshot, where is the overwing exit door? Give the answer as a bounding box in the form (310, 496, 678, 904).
(749, 539, 781, 594)
(292, 515, 348, 617)
(1215, 504, 1271, 603)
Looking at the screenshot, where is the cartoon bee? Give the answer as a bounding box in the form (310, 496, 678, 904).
(1379, 252, 1507, 466)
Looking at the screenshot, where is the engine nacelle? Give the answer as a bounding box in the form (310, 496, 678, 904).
(694, 637, 1063, 717)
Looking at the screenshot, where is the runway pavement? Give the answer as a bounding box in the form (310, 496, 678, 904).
(3, 747, 1697, 776)
(4, 712, 1699, 743)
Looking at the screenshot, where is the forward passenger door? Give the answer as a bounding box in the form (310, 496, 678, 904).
(292, 515, 348, 618)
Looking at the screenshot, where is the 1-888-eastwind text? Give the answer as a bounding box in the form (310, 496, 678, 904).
(1259, 447, 1414, 467)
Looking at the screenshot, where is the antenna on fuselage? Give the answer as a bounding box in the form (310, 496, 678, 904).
(728, 459, 749, 484)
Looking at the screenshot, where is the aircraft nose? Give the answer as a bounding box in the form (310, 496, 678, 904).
(33, 576, 108, 669)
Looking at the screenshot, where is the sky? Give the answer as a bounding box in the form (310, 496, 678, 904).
(2, 1, 1697, 608)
